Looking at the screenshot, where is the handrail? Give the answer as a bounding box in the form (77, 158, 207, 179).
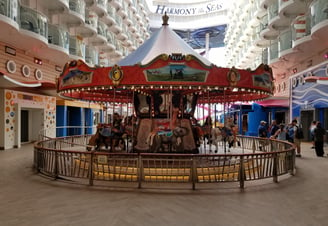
(34, 128, 296, 190)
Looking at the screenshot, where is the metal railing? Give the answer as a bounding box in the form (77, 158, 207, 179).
(34, 130, 296, 190)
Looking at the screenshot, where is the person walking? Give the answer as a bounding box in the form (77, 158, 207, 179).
(287, 119, 302, 157)
(313, 121, 326, 157)
(310, 120, 317, 149)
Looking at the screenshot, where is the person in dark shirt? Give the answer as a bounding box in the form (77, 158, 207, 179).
(258, 120, 268, 150)
(313, 121, 326, 157)
(269, 120, 279, 137)
(258, 120, 268, 138)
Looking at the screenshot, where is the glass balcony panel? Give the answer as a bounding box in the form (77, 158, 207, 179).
(97, 0, 107, 10)
(0, 0, 19, 22)
(107, 4, 115, 17)
(69, 35, 85, 58)
(279, 29, 292, 52)
(106, 30, 114, 43)
(262, 48, 269, 65)
(85, 9, 98, 28)
(260, 14, 268, 32)
(268, 0, 279, 21)
(97, 20, 107, 37)
(20, 6, 48, 39)
(269, 41, 279, 61)
(69, 0, 85, 18)
(115, 14, 122, 26)
(86, 45, 98, 65)
(48, 24, 69, 50)
(311, 0, 328, 27)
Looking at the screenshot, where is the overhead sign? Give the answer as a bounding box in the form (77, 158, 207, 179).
(153, 0, 227, 16)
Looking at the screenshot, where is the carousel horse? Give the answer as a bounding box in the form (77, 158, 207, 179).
(147, 126, 189, 153)
(191, 125, 213, 147)
(87, 125, 113, 151)
(192, 125, 204, 147)
(210, 126, 239, 153)
(87, 124, 125, 152)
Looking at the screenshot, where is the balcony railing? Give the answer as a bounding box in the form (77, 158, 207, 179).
(85, 45, 98, 66)
(69, 0, 85, 18)
(311, 0, 328, 27)
(268, 0, 279, 22)
(69, 35, 85, 58)
(48, 24, 69, 50)
(0, 0, 19, 22)
(279, 29, 292, 52)
(20, 6, 48, 39)
(269, 41, 279, 62)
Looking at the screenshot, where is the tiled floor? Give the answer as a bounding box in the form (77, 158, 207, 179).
(0, 142, 327, 226)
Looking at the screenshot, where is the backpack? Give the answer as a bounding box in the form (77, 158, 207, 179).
(295, 126, 304, 139)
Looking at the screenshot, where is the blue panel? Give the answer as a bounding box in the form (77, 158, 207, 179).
(84, 108, 93, 135)
(56, 105, 67, 137)
(246, 103, 267, 136)
(68, 107, 83, 135)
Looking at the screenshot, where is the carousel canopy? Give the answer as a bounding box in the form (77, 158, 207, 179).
(57, 15, 274, 104)
(118, 13, 212, 67)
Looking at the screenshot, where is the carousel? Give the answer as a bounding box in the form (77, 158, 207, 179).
(57, 14, 274, 154)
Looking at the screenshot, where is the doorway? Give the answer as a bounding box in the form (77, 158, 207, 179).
(21, 110, 29, 142)
(275, 111, 286, 125)
(300, 110, 314, 141)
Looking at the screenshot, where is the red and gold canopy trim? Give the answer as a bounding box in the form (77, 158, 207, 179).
(57, 57, 274, 103)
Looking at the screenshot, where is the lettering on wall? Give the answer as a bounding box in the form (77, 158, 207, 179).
(154, 0, 226, 16)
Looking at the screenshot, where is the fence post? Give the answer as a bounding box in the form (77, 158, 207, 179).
(239, 155, 245, 189)
(289, 148, 296, 176)
(273, 152, 278, 183)
(54, 150, 59, 179)
(138, 154, 142, 189)
(88, 151, 94, 186)
(33, 147, 39, 171)
(191, 156, 197, 190)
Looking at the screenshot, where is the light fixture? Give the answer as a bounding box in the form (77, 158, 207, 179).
(34, 57, 42, 65)
(324, 52, 328, 59)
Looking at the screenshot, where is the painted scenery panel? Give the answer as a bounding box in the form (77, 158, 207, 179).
(144, 64, 208, 82)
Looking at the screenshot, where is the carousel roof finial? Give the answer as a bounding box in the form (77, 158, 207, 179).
(162, 12, 169, 26)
